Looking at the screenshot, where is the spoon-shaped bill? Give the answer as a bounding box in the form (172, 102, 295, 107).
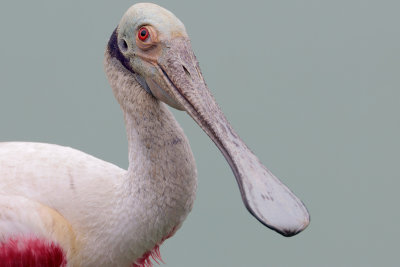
(157, 38, 310, 236)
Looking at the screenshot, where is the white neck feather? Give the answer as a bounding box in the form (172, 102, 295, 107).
(101, 53, 197, 266)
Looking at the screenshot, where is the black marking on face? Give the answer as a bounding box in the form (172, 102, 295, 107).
(107, 27, 135, 73)
(107, 27, 153, 96)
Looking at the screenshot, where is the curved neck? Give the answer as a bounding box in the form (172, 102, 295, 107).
(103, 52, 197, 264)
(122, 95, 190, 189)
(104, 53, 195, 188)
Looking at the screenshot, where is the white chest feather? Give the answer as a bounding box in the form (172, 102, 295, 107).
(0, 109, 197, 266)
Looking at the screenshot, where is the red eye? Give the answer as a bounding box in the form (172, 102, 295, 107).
(138, 27, 149, 41)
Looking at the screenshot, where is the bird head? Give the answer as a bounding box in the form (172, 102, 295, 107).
(105, 3, 310, 237)
(108, 3, 193, 110)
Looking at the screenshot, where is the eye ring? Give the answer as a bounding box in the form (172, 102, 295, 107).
(138, 27, 149, 41)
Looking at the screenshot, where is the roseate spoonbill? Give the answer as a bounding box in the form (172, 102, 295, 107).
(0, 3, 309, 266)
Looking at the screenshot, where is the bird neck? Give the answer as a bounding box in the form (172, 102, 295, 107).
(104, 52, 196, 194)
(122, 94, 191, 191)
(104, 52, 197, 264)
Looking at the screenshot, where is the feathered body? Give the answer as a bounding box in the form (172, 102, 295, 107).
(0, 52, 197, 266)
(0, 97, 197, 266)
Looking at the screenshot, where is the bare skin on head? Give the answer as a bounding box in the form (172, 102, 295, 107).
(107, 2, 309, 236)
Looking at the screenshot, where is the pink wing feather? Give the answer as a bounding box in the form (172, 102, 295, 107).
(0, 237, 67, 267)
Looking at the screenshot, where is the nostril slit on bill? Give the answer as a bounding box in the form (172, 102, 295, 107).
(182, 65, 192, 80)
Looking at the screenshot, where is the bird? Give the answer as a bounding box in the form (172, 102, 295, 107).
(0, 3, 309, 267)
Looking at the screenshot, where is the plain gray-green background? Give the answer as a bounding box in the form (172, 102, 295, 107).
(1, 1, 399, 266)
